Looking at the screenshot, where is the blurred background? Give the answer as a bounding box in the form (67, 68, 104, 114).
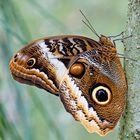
(0, 0, 128, 140)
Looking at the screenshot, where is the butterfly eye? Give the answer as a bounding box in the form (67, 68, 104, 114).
(92, 86, 111, 105)
(69, 62, 85, 78)
(27, 58, 36, 67)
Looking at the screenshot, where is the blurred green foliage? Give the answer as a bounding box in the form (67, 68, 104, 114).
(0, 0, 127, 139)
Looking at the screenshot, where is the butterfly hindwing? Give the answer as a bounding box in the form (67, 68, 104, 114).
(59, 42, 127, 135)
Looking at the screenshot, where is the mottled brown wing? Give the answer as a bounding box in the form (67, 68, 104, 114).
(59, 45, 127, 135)
(9, 34, 127, 135)
(9, 35, 100, 96)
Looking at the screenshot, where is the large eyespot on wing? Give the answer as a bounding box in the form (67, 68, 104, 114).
(59, 50, 127, 136)
(91, 85, 112, 106)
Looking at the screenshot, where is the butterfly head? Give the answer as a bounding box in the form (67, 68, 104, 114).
(99, 35, 114, 47)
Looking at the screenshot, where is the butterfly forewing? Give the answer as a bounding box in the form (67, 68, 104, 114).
(9, 35, 101, 96)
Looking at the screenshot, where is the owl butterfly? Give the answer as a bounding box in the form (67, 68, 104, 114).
(9, 14, 127, 135)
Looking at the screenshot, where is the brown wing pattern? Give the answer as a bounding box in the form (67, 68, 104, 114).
(9, 35, 100, 96)
(9, 35, 127, 135)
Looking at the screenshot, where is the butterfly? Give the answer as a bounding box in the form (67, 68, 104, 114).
(9, 11, 127, 136)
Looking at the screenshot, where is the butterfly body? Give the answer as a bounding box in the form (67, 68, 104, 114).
(9, 35, 127, 135)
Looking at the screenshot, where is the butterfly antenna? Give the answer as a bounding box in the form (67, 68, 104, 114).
(82, 20, 98, 37)
(80, 10, 100, 38)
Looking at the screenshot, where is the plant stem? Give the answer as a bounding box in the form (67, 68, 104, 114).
(119, 0, 140, 139)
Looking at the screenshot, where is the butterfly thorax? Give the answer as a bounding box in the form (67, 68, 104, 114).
(92, 35, 117, 62)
